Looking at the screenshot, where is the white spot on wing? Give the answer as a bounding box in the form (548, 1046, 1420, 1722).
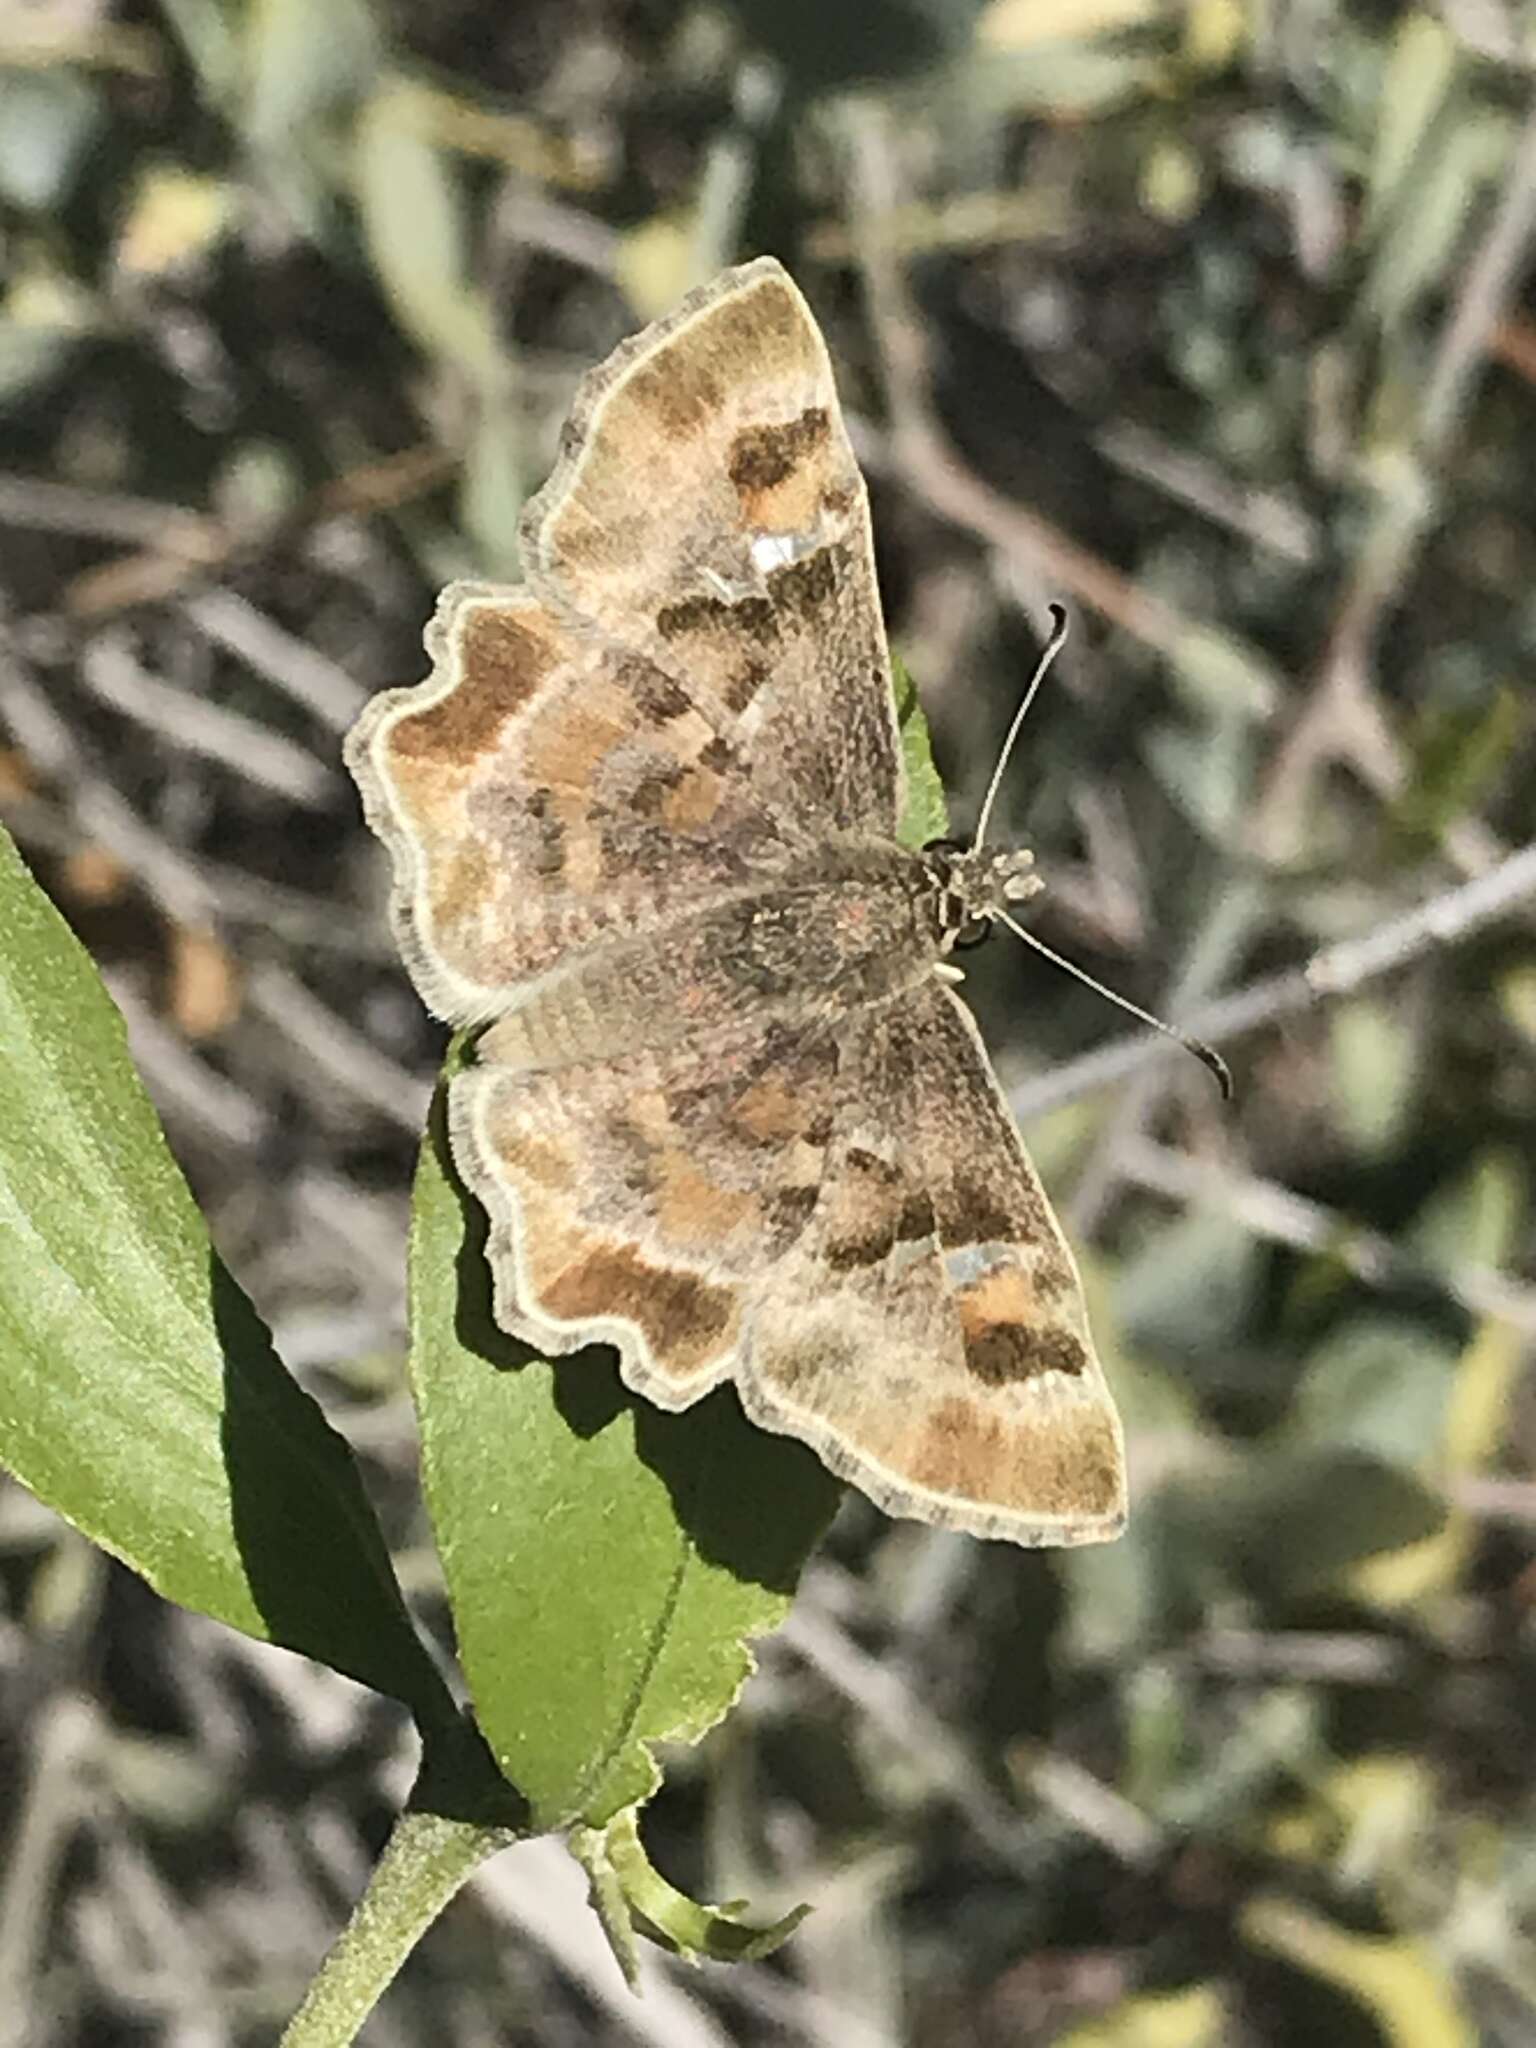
(749, 531, 802, 574)
(943, 1243, 1012, 1286)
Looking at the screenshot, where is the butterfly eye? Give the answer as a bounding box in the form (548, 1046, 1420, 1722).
(953, 918, 990, 951)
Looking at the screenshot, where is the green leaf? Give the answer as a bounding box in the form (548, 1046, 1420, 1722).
(1215, 1449, 1446, 1597)
(244, 0, 381, 148)
(1329, 994, 1419, 1157)
(352, 80, 501, 385)
(408, 1059, 841, 1832)
(1388, 687, 1525, 856)
(1294, 1318, 1458, 1474)
(0, 825, 450, 1725)
(1366, 12, 1460, 230)
(892, 653, 948, 848)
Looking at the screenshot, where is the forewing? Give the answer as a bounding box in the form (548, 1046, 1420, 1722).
(522, 257, 902, 838)
(345, 587, 799, 1023)
(346, 260, 901, 1025)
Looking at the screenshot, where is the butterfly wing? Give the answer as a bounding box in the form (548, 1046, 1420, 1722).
(746, 983, 1125, 1546)
(522, 257, 902, 840)
(452, 981, 1124, 1547)
(346, 586, 804, 1022)
(346, 259, 902, 1024)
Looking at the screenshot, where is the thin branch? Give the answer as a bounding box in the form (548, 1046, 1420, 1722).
(0, 474, 221, 556)
(0, 636, 218, 928)
(247, 966, 432, 1133)
(1010, 839, 1536, 1117)
(103, 974, 269, 1152)
(782, 1596, 1163, 1870)
(182, 590, 370, 734)
(80, 634, 333, 806)
(1119, 1133, 1536, 1334)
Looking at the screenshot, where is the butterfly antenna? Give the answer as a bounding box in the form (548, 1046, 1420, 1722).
(996, 908, 1233, 1100)
(973, 604, 1070, 851)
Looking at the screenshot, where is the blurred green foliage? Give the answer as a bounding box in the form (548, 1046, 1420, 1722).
(2, 0, 1536, 2043)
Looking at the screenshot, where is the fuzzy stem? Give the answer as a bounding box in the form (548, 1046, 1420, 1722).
(278, 1810, 517, 2047)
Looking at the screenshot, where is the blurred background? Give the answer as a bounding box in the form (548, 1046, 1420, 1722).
(3, 0, 1536, 2041)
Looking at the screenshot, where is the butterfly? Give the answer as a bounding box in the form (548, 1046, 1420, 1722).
(346, 256, 1126, 1546)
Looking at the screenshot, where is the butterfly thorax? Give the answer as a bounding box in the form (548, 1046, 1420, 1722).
(477, 837, 1038, 1076)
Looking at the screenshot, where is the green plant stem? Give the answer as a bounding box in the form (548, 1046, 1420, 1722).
(278, 1810, 518, 2047)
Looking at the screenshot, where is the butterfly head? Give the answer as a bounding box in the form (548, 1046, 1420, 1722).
(922, 839, 1043, 953)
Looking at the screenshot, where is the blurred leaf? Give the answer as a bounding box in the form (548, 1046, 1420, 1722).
(1140, 137, 1206, 225)
(1389, 688, 1524, 854)
(1294, 1317, 1456, 1473)
(1220, 1449, 1446, 1596)
(460, 390, 526, 578)
(1057, 1982, 1227, 2048)
(1115, 1210, 1265, 1376)
(979, 0, 1164, 48)
(1295, 1162, 1525, 1609)
(1353, 1316, 1522, 1607)
(1439, 1312, 1524, 1472)
(0, 69, 101, 211)
(617, 218, 699, 322)
(0, 254, 96, 408)
(0, 825, 451, 1724)
(1496, 964, 1536, 1045)
(158, 0, 242, 106)
(1060, 1504, 1163, 1660)
(243, 0, 380, 146)
(1120, 1661, 1192, 1812)
(406, 1063, 841, 1830)
(1329, 995, 1419, 1157)
(353, 80, 501, 382)
(1160, 1688, 1321, 1831)
(1242, 1894, 1474, 2048)
(1144, 720, 1248, 840)
(1267, 1756, 1433, 1879)
(212, 439, 304, 533)
(1410, 1147, 1526, 1276)
(1366, 13, 1459, 228)
(1183, 0, 1245, 71)
(1364, 104, 1505, 335)
(966, 37, 1168, 115)
(1165, 627, 1279, 721)
(115, 166, 234, 279)
(721, 0, 985, 90)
